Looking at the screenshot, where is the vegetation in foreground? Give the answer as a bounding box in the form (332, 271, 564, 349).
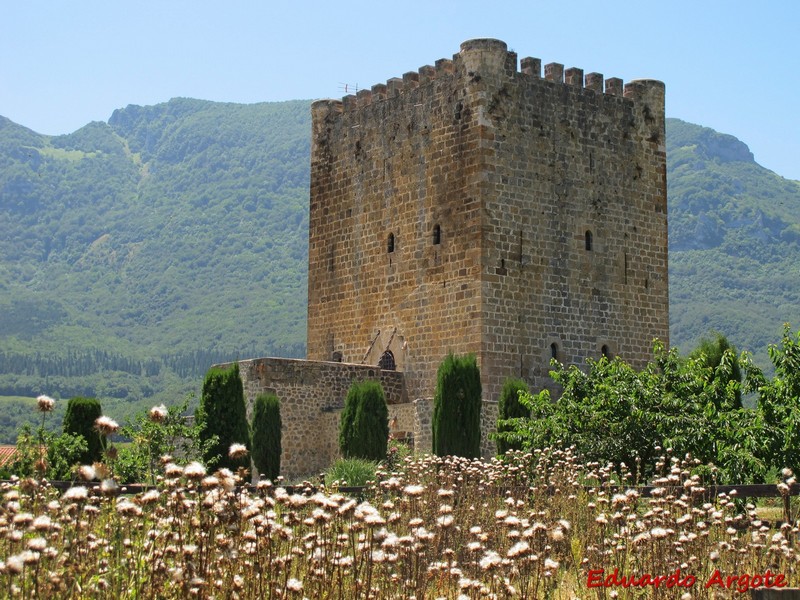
(0, 447, 797, 598)
(497, 327, 800, 487)
(1, 335, 800, 597)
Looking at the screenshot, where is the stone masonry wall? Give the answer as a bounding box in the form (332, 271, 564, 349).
(307, 55, 485, 401)
(219, 358, 499, 478)
(218, 358, 407, 479)
(468, 40, 669, 401)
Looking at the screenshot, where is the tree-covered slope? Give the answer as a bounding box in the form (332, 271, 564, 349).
(1, 102, 799, 442)
(667, 118, 800, 367)
(0, 99, 310, 428)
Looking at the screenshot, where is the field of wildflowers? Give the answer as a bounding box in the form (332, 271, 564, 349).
(0, 439, 797, 598)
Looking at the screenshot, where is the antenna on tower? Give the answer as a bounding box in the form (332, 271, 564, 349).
(338, 83, 360, 95)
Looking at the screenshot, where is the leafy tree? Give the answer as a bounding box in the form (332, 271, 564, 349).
(62, 397, 106, 464)
(353, 381, 389, 461)
(339, 384, 359, 459)
(114, 397, 212, 484)
(495, 378, 530, 455)
(196, 363, 250, 471)
(251, 393, 281, 481)
(745, 325, 800, 475)
(497, 344, 768, 484)
(1, 425, 87, 480)
(690, 332, 743, 407)
(339, 380, 389, 461)
(432, 354, 482, 458)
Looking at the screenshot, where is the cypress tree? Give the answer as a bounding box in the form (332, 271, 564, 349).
(432, 353, 482, 458)
(62, 397, 106, 464)
(196, 363, 251, 470)
(251, 393, 281, 481)
(339, 380, 389, 461)
(353, 381, 389, 461)
(495, 377, 530, 454)
(339, 383, 359, 458)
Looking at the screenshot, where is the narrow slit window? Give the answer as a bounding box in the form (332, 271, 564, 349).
(601, 345, 611, 359)
(432, 224, 441, 245)
(585, 230, 593, 251)
(387, 232, 395, 253)
(550, 343, 559, 360)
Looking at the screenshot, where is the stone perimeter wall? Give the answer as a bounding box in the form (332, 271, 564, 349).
(217, 358, 498, 479)
(219, 357, 409, 478)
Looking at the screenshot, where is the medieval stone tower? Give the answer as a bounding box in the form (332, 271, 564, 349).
(306, 38, 668, 404)
(228, 38, 669, 477)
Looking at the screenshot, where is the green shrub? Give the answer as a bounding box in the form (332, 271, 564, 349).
(384, 439, 413, 472)
(324, 457, 378, 487)
(62, 397, 106, 464)
(690, 332, 743, 408)
(114, 398, 210, 484)
(339, 385, 358, 459)
(339, 380, 389, 461)
(432, 353, 482, 458)
(196, 363, 251, 471)
(495, 378, 531, 454)
(5, 425, 87, 480)
(251, 393, 281, 481)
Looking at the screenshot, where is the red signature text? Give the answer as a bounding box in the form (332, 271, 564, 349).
(587, 568, 788, 593)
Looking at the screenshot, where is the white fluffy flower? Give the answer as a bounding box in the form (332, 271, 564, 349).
(62, 486, 89, 502)
(94, 416, 119, 436)
(183, 462, 207, 479)
(228, 443, 249, 459)
(286, 578, 303, 592)
(36, 395, 55, 413)
(149, 404, 168, 423)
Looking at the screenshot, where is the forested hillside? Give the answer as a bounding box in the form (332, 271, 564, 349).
(0, 99, 310, 435)
(666, 118, 800, 368)
(0, 101, 798, 441)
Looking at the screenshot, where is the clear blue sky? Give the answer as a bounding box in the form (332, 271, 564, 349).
(2, 0, 798, 180)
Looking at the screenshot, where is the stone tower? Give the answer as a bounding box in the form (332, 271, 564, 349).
(306, 38, 668, 404)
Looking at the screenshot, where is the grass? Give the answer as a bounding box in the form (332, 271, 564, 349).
(35, 146, 93, 162)
(324, 457, 377, 487)
(0, 397, 35, 405)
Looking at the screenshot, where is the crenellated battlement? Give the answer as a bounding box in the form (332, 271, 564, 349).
(316, 38, 662, 116)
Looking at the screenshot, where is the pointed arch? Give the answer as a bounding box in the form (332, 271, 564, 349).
(378, 351, 396, 371)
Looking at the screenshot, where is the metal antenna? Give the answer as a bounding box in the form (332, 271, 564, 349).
(338, 83, 359, 95)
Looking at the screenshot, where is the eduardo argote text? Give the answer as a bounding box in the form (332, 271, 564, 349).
(587, 567, 787, 593)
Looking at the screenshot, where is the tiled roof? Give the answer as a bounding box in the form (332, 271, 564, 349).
(0, 445, 17, 467)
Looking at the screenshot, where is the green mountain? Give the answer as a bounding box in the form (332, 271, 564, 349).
(666, 118, 800, 368)
(0, 101, 799, 441)
(0, 99, 310, 435)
